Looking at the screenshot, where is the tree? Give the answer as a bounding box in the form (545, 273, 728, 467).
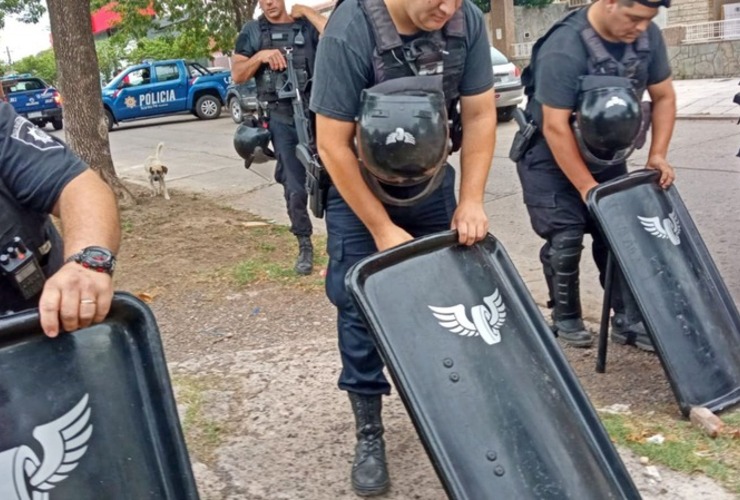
(91, 0, 260, 56)
(12, 49, 57, 84)
(46, 0, 132, 202)
(1, 1, 131, 201)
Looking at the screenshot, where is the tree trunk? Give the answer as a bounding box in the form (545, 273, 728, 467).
(46, 0, 134, 204)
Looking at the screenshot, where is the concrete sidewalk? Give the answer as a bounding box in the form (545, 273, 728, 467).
(673, 77, 739, 119)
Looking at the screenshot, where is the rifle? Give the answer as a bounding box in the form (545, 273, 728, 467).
(277, 48, 331, 219)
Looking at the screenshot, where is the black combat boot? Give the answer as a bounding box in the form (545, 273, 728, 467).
(348, 393, 390, 497)
(294, 235, 313, 275)
(611, 278, 654, 352)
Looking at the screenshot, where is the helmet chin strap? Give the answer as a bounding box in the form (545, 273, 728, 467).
(360, 163, 447, 207)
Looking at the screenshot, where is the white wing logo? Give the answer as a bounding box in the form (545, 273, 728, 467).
(429, 290, 507, 345)
(0, 394, 93, 500)
(605, 96, 627, 108)
(638, 211, 681, 246)
(385, 127, 416, 146)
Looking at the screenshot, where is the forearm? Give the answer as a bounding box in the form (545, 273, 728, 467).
(319, 143, 394, 237)
(543, 124, 596, 195)
(53, 169, 120, 257)
(301, 9, 327, 34)
(648, 94, 676, 159)
(231, 54, 263, 84)
(458, 106, 496, 204)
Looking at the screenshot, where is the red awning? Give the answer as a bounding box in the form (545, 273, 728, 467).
(91, 2, 155, 36)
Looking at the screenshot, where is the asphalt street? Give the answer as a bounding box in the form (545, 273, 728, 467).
(67, 111, 740, 324)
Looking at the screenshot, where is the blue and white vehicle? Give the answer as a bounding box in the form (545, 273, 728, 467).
(1, 74, 64, 130)
(101, 59, 231, 130)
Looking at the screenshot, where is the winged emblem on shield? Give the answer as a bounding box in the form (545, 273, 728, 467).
(0, 394, 93, 500)
(429, 289, 508, 345)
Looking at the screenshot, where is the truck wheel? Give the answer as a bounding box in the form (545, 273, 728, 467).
(229, 97, 243, 124)
(195, 95, 221, 120)
(52, 117, 63, 131)
(104, 109, 115, 131)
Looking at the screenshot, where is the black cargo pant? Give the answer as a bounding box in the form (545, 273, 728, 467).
(325, 166, 457, 395)
(269, 116, 312, 237)
(516, 139, 633, 315)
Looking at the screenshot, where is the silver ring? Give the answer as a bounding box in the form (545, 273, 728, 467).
(80, 298, 96, 305)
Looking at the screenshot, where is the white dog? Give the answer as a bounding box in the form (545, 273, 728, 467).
(144, 142, 170, 200)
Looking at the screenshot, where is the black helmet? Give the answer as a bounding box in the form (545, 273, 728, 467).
(356, 76, 449, 206)
(233, 116, 275, 169)
(573, 76, 642, 169)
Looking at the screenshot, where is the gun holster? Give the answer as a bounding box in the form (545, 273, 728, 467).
(297, 144, 331, 219)
(508, 108, 538, 163)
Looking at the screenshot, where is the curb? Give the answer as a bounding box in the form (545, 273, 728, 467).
(676, 114, 738, 121)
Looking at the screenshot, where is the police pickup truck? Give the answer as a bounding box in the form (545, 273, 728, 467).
(101, 59, 231, 130)
(1, 73, 64, 130)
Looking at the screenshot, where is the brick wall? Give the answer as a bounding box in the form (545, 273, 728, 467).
(667, 0, 713, 26)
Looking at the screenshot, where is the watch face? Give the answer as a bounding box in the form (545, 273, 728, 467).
(80, 246, 116, 274)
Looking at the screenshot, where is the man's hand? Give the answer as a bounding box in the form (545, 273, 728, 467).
(373, 225, 414, 253)
(451, 200, 489, 246)
(259, 49, 287, 71)
(38, 263, 114, 338)
(290, 4, 308, 18)
(578, 179, 599, 203)
(646, 154, 675, 189)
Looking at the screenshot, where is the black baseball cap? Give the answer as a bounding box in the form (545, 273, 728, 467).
(632, 0, 670, 8)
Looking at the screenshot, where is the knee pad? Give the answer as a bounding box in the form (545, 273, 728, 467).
(549, 230, 584, 275)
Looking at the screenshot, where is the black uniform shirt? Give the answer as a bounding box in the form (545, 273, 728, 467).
(533, 8, 671, 113)
(0, 102, 87, 312)
(309, 0, 494, 122)
(235, 18, 321, 58)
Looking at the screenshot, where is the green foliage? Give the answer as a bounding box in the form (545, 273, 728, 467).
(471, 0, 491, 13)
(0, 0, 45, 29)
(96, 39, 127, 83)
(12, 49, 57, 84)
(514, 0, 555, 7)
(127, 32, 212, 63)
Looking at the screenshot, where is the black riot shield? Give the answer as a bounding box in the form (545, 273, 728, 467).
(587, 169, 740, 417)
(0, 292, 199, 500)
(346, 231, 639, 500)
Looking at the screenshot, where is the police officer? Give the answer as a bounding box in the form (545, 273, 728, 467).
(515, 0, 676, 350)
(231, 0, 327, 275)
(0, 102, 120, 336)
(310, 0, 496, 494)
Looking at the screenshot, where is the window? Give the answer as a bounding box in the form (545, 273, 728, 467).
(3, 78, 46, 94)
(155, 64, 180, 82)
(121, 68, 151, 88)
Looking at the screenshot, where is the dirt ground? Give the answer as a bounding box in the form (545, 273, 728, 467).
(114, 184, 737, 500)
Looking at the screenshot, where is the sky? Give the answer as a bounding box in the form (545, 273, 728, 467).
(0, 13, 52, 63)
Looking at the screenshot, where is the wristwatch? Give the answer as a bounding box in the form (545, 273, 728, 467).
(66, 246, 117, 276)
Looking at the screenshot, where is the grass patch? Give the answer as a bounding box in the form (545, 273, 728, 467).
(121, 217, 134, 234)
(171, 374, 228, 460)
(600, 409, 740, 494)
(227, 225, 329, 289)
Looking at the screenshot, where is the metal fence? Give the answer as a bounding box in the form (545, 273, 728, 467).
(511, 41, 536, 59)
(683, 19, 740, 43)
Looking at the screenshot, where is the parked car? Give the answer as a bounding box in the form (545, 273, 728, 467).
(490, 46, 524, 123)
(226, 78, 259, 124)
(1, 73, 63, 130)
(101, 59, 231, 130)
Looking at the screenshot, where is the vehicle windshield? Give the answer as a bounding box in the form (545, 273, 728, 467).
(489, 47, 509, 66)
(2, 78, 47, 94)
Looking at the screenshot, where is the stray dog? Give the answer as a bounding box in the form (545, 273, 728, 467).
(144, 142, 170, 200)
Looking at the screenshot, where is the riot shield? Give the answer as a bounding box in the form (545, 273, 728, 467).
(587, 170, 740, 417)
(0, 292, 199, 500)
(346, 232, 639, 500)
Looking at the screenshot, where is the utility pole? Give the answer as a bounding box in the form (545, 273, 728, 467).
(5, 46, 12, 66)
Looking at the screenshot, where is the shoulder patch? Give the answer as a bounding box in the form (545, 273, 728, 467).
(10, 116, 64, 151)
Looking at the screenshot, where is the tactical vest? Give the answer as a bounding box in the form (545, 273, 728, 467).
(255, 16, 317, 109)
(0, 179, 61, 314)
(358, 0, 466, 112)
(522, 7, 650, 128)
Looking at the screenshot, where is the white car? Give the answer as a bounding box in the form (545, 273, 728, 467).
(490, 46, 524, 123)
